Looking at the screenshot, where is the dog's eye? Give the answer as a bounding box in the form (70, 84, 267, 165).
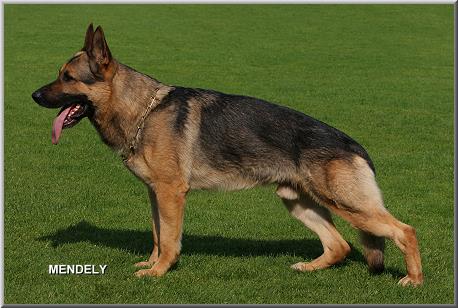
(62, 71, 75, 82)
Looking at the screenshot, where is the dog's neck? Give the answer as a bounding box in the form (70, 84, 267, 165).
(89, 61, 173, 156)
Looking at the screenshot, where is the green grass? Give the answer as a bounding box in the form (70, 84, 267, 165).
(4, 4, 454, 304)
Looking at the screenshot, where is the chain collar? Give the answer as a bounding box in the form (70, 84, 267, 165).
(121, 86, 173, 162)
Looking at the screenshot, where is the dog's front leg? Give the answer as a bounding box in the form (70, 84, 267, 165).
(134, 181, 187, 277)
(135, 188, 160, 268)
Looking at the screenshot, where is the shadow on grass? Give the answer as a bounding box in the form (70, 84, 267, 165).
(36, 220, 403, 278)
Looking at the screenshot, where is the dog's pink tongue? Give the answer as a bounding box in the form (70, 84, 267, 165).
(52, 106, 72, 145)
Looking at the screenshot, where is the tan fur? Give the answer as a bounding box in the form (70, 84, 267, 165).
(134, 187, 160, 268)
(302, 155, 423, 286)
(278, 187, 350, 271)
(276, 185, 299, 200)
(124, 110, 189, 277)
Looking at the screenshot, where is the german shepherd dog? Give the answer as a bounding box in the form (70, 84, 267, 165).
(32, 24, 423, 286)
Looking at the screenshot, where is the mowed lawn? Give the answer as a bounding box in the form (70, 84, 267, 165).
(4, 4, 454, 304)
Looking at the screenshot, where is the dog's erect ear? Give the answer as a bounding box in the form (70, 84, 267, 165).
(82, 23, 94, 51)
(88, 26, 113, 79)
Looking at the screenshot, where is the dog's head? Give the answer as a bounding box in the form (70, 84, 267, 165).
(31, 23, 117, 144)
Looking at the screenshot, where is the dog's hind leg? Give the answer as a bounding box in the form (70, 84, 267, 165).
(135, 187, 160, 268)
(276, 185, 351, 271)
(313, 156, 423, 286)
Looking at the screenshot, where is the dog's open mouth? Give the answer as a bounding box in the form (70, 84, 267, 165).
(52, 104, 88, 145)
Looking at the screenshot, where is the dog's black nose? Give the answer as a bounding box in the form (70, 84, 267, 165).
(32, 90, 50, 107)
(32, 90, 42, 103)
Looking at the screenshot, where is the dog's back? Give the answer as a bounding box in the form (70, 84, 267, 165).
(157, 86, 374, 191)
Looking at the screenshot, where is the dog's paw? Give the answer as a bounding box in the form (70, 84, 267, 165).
(134, 261, 153, 268)
(134, 266, 167, 278)
(290, 262, 317, 272)
(134, 268, 158, 278)
(398, 275, 423, 287)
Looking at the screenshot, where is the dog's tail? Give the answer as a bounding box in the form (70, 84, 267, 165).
(360, 231, 385, 273)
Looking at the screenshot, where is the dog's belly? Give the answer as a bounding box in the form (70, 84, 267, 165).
(189, 167, 266, 191)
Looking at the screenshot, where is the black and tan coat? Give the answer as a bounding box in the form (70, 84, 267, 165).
(32, 24, 423, 286)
